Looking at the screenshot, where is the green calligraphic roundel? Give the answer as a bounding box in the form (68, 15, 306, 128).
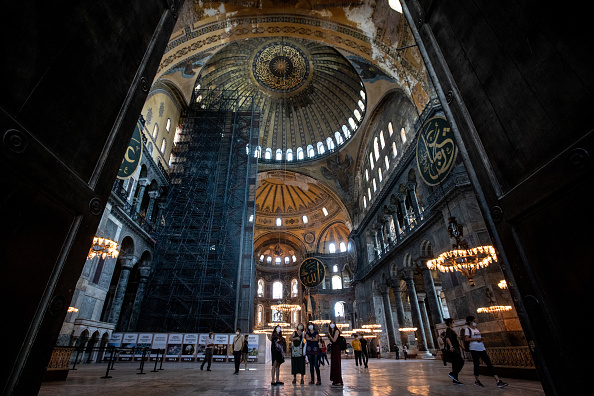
(299, 258, 326, 288)
(416, 116, 458, 186)
(117, 121, 143, 179)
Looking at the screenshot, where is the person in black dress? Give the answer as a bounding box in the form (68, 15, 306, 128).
(269, 326, 286, 386)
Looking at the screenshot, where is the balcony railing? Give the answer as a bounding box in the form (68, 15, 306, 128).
(111, 183, 156, 236)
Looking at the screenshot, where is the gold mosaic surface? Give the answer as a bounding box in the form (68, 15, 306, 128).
(253, 43, 309, 92)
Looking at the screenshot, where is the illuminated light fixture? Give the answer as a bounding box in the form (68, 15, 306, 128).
(362, 324, 382, 329)
(398, 327, 418, 332)
(87, 237, 119, 260)
(352, 328, 373, 333)
(426, 217, 497, 286)
(271, 303, 301, 311)
(336, 323, 350, 329)
(498, 280, 508, 289)
(477, 305, 513, 314)
(267, 322, 291, 327)
(67, 307, 79, 313)
(311, 319, 331, 325)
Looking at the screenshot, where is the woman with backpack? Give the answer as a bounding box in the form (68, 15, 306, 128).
(327, 321, 343, 386)
(289, 323, 306, 384)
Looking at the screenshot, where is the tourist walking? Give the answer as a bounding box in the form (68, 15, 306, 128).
(352, 333, 362, 366)
(403, 345, 408, 360)
(269, 326, 286, 386)
(394, 344, 399, 360)
(360, 335, 369, 368)
(289, 323, 306, 384)
(320, 340, 330, 366)
(232, 328, 245, 375)
(444, 318, 465, 385)
(327, 321, 343, 386)
(240, 336, 249, 371)
(201, 331, 214, 371)
(376, 344, 381, 359)
(464, 316, 509, 388)
(305, 322, 322, 385)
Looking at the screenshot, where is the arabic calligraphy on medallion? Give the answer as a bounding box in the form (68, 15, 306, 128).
(253, 42, 309, 92)
(416, 116, 458, 186)
(299, 258, 326, 288)
(117, 121, 143, 179)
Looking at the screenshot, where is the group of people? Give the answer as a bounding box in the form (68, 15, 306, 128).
(199, 330, 249, 374)
(270, 321, 345, 387)
(442, 316, 509, 388)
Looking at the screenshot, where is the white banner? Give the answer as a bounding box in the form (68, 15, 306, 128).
(181, 333, 198, 361)
(166, 334, 183, 361)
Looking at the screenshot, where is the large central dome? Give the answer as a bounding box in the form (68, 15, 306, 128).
(196, 37, 366, 163)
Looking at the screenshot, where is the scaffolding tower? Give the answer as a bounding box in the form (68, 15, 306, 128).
(137, 87, 259, 333)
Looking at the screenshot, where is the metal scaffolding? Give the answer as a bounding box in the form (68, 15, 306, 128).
(137, 87, 259, 333)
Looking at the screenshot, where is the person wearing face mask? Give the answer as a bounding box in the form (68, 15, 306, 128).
(327, 321, 343, 386)
(232, 328, 245, 375)
(464, 316, 509, 388)
(305, 322, 322, 385)
(269, 326, 286, 386)
(289, 323, 306, 384)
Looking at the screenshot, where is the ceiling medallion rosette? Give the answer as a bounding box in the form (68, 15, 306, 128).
(253, 42, 310, 93)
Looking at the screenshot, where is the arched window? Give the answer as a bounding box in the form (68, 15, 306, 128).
(275, 257, 281, 265)
(291, 279, 298, 297)
(354, 109, 362, 121)
(297, 147, 304, 160)
(334, 302, 345, 318)
(326, 137, 335, 150)
(358, 100, 365, 111)
(255, 146, 261, 158)
(342, 125, 351, 139)
(367, 187, 372, 200)
(380, 130, 385, 149)
(284, 256, 290, 264)
(400, 127, 407, 144)
(360, 90, 366, 100)
(349, 117, 357, 131)
(152, 123, 159, 139)
(392, 142, 398, 158)
(335, 131, 344, 145)
(307, 144, 315, 158)
(276, 218, 282, 227)
(161, 138, 167, 153)
(286, 148, 293, 161)
(147, 142, 153, 155)
(273, 281, 283, 299)
(373, 178, 377, 192)
(369, 152, 375, 169)
(257, 279, 264, 297)
(388, 121, 394, 136)
(339, 242, 347, 252)
(275, 149, 282, 161)
(322, 207, 328, 216)
(266, 256, 272, 263)
(265, 148, 272, 159)
(329, 243, 336, 253)
(302, 215, 308, 224)
(317, 141, 325, 155)
(363, 196, 367, 208)
(378, 168, 383, 182)
(166, 118, 171, 132)
(385, 156, 390, 170)
(257, 304, 263, 325)
(374, 137, 380, 160)
(365, 169, 369, 181)
(332, 276, 343, 290)
(259, 254, 265, 262)
(333, 264, 338, 272)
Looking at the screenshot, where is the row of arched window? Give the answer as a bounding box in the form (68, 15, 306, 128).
(257, 279, 299, 299)
(362, 122, 408, 210)
(248, 91, 366, 162)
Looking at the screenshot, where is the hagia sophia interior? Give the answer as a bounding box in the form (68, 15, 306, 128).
(2, 1, 592, 395)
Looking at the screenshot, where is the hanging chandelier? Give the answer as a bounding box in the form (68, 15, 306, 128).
(426, 217, 497, 286)
(271, 303, 301, 311)
(267, 321, 291, 327)
(498, 280, 508, 289)
(398, 327, 418, 332)
(477, 305, 512, 314)
(87, 237, 119, 260)
(311, 319, 331, 325)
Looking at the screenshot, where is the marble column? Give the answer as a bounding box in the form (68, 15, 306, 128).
(421, 265, 444, 325)
(106, 256, 135, 327)
(381, 215, 393, 245)
(379, 285, 398, 351)
(134, 177, 150, 214)
(388, 204, 402, 240)
(403, 269, 428, 352)
(146, 190, 160, 221)
(374, 223, 386, 253)
(397, 193, 411, 231)
(417, 293, 435, 350)
(127, 266, 151, 331)
(407, 181, 423, 221)
(390, 277, 407, 346)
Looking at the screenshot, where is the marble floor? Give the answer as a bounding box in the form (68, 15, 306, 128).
(39, 357, 546, 396)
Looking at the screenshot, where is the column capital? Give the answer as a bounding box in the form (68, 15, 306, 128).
(138, 177, 150, 187)
(403, 268, 415, 280)
(417, 292, 427, 302)
(378, 284, 389, 295)
(139, 265, 151, 279)
(387, 204, 399, 214)
(406, 181, 417, 190)
(120, 256, 136, 270)
(148, 190, 160, 199)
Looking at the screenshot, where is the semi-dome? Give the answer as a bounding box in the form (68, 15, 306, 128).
(195, 37, 366, 163)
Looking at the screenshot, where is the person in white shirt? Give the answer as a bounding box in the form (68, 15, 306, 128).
(201, 332, 215, 371)
(232, 328, 245, 375)
(464, 316, 508, 388)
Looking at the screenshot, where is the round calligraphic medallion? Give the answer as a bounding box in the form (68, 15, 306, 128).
(299, 258, 326, 288)
(253, 42, 309, 93)
(117, 120, 143, 179)
(416, 116, 458, 186)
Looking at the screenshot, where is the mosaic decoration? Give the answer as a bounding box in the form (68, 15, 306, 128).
(253, 42, 309, 93)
